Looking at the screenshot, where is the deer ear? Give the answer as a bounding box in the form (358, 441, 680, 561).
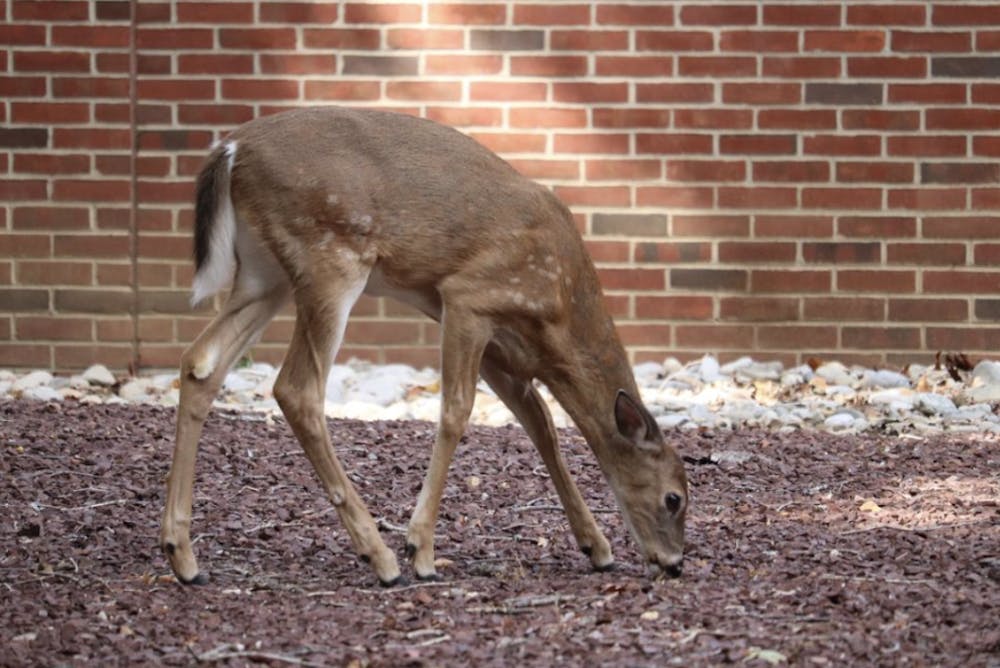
(614, 390, 649, 444)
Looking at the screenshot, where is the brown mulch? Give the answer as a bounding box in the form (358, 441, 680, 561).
(1, 400, 998, 667)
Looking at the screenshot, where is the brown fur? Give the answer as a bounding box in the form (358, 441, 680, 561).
(161, 107, 688, 586)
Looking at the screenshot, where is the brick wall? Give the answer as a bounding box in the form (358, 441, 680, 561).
(3, 0, 1000, 372)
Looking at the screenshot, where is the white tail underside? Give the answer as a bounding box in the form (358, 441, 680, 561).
(190, 141, 239, 306)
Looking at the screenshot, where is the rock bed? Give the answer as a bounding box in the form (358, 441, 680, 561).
(4, 354, 1000, 435)
(1, 400, 998, 666)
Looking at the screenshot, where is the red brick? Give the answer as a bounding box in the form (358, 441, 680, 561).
(53, 128, 130, 149)
(388, 28, 463, 50)
(636, 30, 714, 51)
(95, 52, 130, 73)
(551, 30, 629, 51)
(888, 83, 966, 104)
(303, 28, 380, 49)
(750, 269, 831, 294)
(14, 50, 90, 73)
(753, 160, 830, 182)
(926, 270, 1000, 293)
(668, 160, 746, 182)
(636, 133, 713, 154)
(554, 186, 630, 207)
(680, 5, 756, 25)
(52, 25, 130, 47)
(802, 187, 882, 210)
(16, 316, 92, 341)
(759, 109, 837, 130)
(596, 56, 673, 77)
(837, 161, 914, 183)
(175, 1, 253, 22)
(428, 3, 505, 24)
(634, 241, 710, 262)
(842, 327, 921, 350)
(12, 101, 91, 124)
(678, 56, 756, 77)
(635, 83, 714, 103)
(304, 80, 380, 101)
(0, 234, 50, 257)
(471, 132, 547, 154)
(220, 28, 297, 49)
(95, 154, 130, 175)
(930, 108, 1000, 130)
(803, 242, 881, 264)
(221, 79, 299, 100)
(0, 75, 47, 97)
(887, 243, 967, 265)
(843, 109, 920, 130)
(345, 3, 422, 23)
(514, 3, 590, 25)
(586, 159, 662, 181)
(926, 328, 1000, 352)
(635, 296, 713, 320)
(974, 136, 1000, 156)
(616, 324, 673, 347)
(978, 30, 1000, 50)
(848, 56, 927, 78)
(888, 188, 967, 210)
(469, 81, 547, 101)
(386, 81, 462, 102)
(256, 54, 334, 75)
(17, 262, 92, 285)
(755, 215, 833, 238)
(178, 103, 255, 125)
(933, 4, 1000, 25)
(597, 268, 664, 291)
(974, 188, 1000, 209)
(598, 4, 674, 25)
(137, 28, 214, 50)
(803, 134, 882, 156)
(510, 107, 587, 128)
(675, 325, 754, 349)
(838, 270, 916, 293)
(511, 56, 588, 77)
(508, 158, 578, 180)
(803, 297, 885, 321)
(975, 244, 1000, 264)
(763, 56, 841, 78)
(718, 187, 798, 209)
(759, 326, 839, 350)
(805, 30, 885, 52)
(888, 136, 967, 157)
(763, 4, 841, 26)
(0, 24, 45, 44)
(838, 216, 917, 238)
(424, 54, 500, 74)
(0, 180, 47, 200)
(553, 82, 628, 103)
(673, 215, 749, 237)
(13, 206, 89, 230)
(848, 4, 925, 26)
(13, 0, 88, 20)
(674, 109, 753, 129)
(53, 180, 131, 202)
(260, 2, 339, 23)
(137, 79, 215, 100)
(426, 106, 502, 128)
(923, 216, 1000, 239)
(554, 133, 630, 154)
(585, 240, 630, 263)
(720, 134, 798, 155)
(723, 82, 800, 105)
(720, 30, 799, 52)
(719, 242, 797, 263)
(14, 153, 89, 174)
(973, 84, 1000, 104)
(636, 186, 714, 208)
(893, 30, 972, 52)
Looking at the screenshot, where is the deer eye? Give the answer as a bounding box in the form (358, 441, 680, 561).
(664, 492, 683, 514)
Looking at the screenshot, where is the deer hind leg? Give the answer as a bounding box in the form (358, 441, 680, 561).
(162, 276, 290, 584)
(480, 359, 615, 571)
(406, 305, 493, 580)
(273, 273, 403, 586)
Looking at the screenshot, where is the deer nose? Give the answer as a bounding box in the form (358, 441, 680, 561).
(664, 561, 683, 578)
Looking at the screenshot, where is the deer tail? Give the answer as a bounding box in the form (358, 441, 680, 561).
(190, 141, 238, 306)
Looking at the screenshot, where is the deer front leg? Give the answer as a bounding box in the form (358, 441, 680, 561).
(407, 307, 492, 580)
(480, 360, 614, 571)
(162, 287, 289, 584)
(274, 284, 402, 587)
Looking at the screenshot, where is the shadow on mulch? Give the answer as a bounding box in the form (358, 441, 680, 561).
(1, 400, 998, 667)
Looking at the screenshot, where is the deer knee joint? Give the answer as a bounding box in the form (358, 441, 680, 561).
(184, 344, 219, 380)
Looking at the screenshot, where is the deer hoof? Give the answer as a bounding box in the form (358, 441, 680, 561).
(178, 571, 210, 586)
(415, 571, 442, 582)
(379, 574, 409, 588)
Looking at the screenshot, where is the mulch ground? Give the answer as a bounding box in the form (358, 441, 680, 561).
(1, 399, 998, 667)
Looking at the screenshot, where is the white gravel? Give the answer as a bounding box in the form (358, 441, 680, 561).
(3, 355, 1000, 436)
